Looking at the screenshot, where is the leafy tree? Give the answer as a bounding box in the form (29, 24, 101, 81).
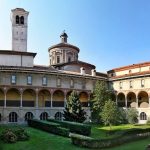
(100, 100, 118, 130)
(126, 108, 138, 124)
(63, 91, 86, 123)
(91, 80, 113, 123)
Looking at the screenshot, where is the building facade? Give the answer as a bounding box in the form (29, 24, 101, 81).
(1, 8, 150, 124)
(0, 8, 107, 124)
(108, 62, 150, 124)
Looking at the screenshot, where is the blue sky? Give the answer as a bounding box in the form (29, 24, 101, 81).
(0, 0, 150, 72)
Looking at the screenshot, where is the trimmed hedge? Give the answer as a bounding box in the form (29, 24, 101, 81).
(70, 128, 150, 149)
(28, 119, 69, 137)
(47, 119, 91, 136)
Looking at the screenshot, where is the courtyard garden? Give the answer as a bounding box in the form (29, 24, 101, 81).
(1, 124, 150, 150)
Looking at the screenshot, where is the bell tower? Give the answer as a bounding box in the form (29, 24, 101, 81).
(11, 8, 29, 51)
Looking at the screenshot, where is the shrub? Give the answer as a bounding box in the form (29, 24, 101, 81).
(28, 119, 69, 137)
(14, 128, 30, 141)
(70, 128, 150, 149)
(1, 129, 17, 143)
(0, 128, 29, 143)
(47, 119, 91, 136)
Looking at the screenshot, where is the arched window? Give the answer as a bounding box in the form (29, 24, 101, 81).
(54, 112, 62, 120)
(9, 112, 17, 122)
(20, 16, 24, 24)
(16, 15, 19, 24)
(25, 112, 34, 121)
(40, 112, 48, 120)
(140, 112, 147, 120)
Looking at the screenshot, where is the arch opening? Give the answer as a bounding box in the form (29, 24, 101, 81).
(138, 91, 149, 108)
(22, 89, 36, 107)
(127, 92, 136, 108)
(38, 90, 51, 107)
(117, 93, 125, 107)
(53, 90, 64, 107)
(6, 88, 20, 107)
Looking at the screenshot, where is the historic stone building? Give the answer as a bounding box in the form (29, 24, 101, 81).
(108, 62, 150, 124)
(1, 8, 150, 124)
(0, 8, 107, 124)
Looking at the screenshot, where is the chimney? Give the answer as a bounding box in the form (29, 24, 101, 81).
(80, 67, 85, 75)
(91, 69, 96, 76)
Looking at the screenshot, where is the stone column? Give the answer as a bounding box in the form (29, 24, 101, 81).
(50, 89, 53, 108)
(20, 88, 23, 108)
(4, 87, 7, 108)
(116, 95, 118, 105)
(35, 88, 39, 108)
(125, 95, 127, 108)
(149, 96, 150, 108)
(136, 94, 138, 108)
(64, 90, 67, 107)
(87, 92, 91, 107)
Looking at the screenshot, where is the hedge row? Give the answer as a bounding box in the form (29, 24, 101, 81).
(28, 119, 69, 137)
(47, 119, 91, 136)
(70, 128, 150, 149)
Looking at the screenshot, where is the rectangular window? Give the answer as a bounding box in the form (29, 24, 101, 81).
(119, 82, 122, 89)
(42, 77, 47, 86)
(57, 56, 60, 63)
(130, 81, 133, 88)
(141, 79, 145, 87)
(57, 78, 61, 87)
(27, 76, 32, 85)
(11, 75, 16, 84)
(70, 79, 74, 88)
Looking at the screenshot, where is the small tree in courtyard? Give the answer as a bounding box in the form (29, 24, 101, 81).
(91, 80, 113, 123)
(126, 108, 138, 124)
(63, 91, 86, 123)
(100, 99, 118, 130)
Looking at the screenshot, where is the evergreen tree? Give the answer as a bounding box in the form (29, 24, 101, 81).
(91, 80, 113, 123)
(63, 91, 86, 123)
(100, 100, 118, 130)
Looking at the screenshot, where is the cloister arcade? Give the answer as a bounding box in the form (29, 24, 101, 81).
(117, 91, 150, 109)
(0, 87, 90, 108)
(0, 87, 90, 123)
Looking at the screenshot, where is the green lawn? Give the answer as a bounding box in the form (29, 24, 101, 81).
(0, 124, 150, 150)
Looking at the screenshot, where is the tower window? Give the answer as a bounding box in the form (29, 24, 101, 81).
(20, 16, 24, 24)
(57, 56, 60, 63)
(16, 15, 19, 24)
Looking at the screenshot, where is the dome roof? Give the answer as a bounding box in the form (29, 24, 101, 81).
(48, 42, 80, 52)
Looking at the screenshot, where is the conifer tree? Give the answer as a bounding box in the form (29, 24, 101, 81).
(63, 91, 86, 123)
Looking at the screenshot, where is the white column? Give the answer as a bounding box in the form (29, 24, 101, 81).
(64, 91, 67, 107)
(50, 89, 53, 108)
(4, 92, 6, 108)
(35, 89, 38, 108)
(20, 88, 23, 108)
(149, 96, 150, 108)
(20, 93, 23, 107)
(136, 95, 138, 108)
(125, 96, 127, 108)
(116, 95, 118, 105)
